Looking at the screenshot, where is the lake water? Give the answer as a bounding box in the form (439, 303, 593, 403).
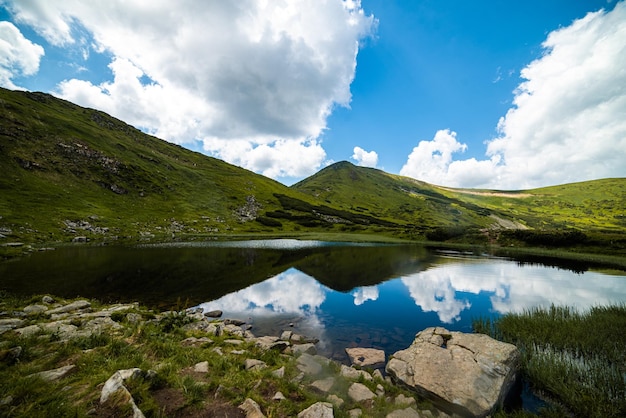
(2, 239, 625, 363)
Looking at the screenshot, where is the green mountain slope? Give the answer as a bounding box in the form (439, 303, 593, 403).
(292, 161, 516, 231)
(0, 88, 332, 245)
(1, 87, 624, 254)
(292, 161, 626, 248)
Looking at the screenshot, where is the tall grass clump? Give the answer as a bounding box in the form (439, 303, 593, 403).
(473, 304, 626, 417)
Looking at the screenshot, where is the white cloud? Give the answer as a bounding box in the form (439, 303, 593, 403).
(4, 0, 375, 180)
(351, 146, 379, 168)
(352, 285, 379, 305)
(0, 21, 44, 89)
(401, 3, 626, 189)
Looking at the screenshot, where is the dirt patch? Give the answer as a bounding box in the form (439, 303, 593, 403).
(151, 387, 245, 418)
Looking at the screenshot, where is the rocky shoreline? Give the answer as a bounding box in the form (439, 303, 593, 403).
(1, 296, 520, 417)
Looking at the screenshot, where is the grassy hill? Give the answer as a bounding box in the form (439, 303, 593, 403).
(292, 161, 626, 252)
(0, 88, 335, 246)
(1, 87, 624, 256)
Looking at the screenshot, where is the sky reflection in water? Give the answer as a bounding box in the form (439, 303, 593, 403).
(199, 256, 626, 360)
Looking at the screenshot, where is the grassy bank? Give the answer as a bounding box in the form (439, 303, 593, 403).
(473, 305, 626, 417)
(0, 293, 435, 418)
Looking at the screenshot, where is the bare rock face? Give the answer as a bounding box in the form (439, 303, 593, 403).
(386, 327, 519, 417)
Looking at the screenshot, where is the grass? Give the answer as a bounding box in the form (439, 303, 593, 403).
(0, 293, 430, 418)
(2, 87, 625, 259)
(473, 304, 626, 417)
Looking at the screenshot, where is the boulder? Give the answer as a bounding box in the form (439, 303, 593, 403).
(386, 327, 519, 417)
(309, 377, 335, 394)
(345, 347, 385, 368)
(46, 300, 91, 315)
(204, 310, 223, 318)
(298, 402, 334, 418)
(347, 383, 376, 402)
(239, 398, 266, 418)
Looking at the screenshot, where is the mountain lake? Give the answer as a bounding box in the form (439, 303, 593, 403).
(2, 239, 625, 363)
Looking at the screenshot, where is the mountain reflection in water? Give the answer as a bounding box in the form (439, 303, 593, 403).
(2, 240, 625, 360)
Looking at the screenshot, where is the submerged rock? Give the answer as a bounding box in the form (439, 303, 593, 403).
(386, 327, 519, 417)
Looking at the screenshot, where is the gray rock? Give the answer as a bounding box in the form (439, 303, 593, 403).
(42, 295, 55, 304)
(29, 364, 76, 381)
(46, 300, 91, 315)
(23, 304, 48, 315)
(224, 324, 245, 337)
(272, 366, 285, 378)
(224, 318, 246, 326)
(206, 322, 223, 336)
(0, 318, 25, 328)
(194, 361, 209, 373)
(245, 359, 267, 371)
(126, 313, 142, 324)
(386, 407, 422, 418)
(348, 409, 362, 417)
(386, 327, 520, 418)
(13, 324, 41, 337)
(204, 310, 223, 318)
(181, 337, 212, 347)
(292, 342, 317, 355)
(239, 398, 266, 418)
(345, 347, 385, 368)
(100, 368, 145, 418)
(327, 394, 344, 408)
(273, 391, 286, 401)
(347, 382, 376, 402)
(340, 365, 373, 381)
(310, 377, 335, 394)
(298, 402, 334, 418)
(253, 335, 290, 351)
(296, 353, 323, 376)
(280, 330, 293, 340)
(394, 394, 417, 407)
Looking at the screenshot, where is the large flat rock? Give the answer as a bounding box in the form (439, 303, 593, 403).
(386, 327, 519, 417)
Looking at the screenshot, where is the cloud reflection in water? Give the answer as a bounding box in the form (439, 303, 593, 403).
(401, 259, 626, 323)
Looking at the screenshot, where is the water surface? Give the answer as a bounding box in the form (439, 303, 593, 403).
(2, 240, 625, 362)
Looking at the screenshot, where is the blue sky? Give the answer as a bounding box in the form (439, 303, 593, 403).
(1, 0, 624, 189)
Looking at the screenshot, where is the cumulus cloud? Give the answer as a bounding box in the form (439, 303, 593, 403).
(351, 146, 379, 168)
(0, 21, 44, 89)
(352, 285, 379, 305)
(4, 0, 376, 179)
(401, 3, 626, 189)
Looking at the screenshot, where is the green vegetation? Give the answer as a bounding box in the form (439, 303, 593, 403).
(1, 86, 625, 259)
(0, 294, 433, 417)
(474, 305, 626, 417)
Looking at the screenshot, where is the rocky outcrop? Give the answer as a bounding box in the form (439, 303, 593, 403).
(386, 327, 520, 417)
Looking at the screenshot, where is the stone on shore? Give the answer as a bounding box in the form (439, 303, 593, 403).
(298, 401, 334, 418)
(347, 382, 376, 402)
(345, 347, 385, 368)
(239, 397, 266, 418)
(386, 327, 520, 417)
